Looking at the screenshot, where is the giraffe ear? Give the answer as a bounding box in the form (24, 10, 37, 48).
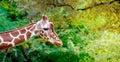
(50, 22, 54, 28)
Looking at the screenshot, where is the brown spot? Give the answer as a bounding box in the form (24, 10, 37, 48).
(43, 33, 47, 36)
(11, 31, 19, 37)
(40, 33, 43, 37)
(1, 33, 13, 42)
(19, 35, 25, 41)
(46, 37, 49, 40)
(0, 43, 12, 50)
(26, 31, 31, 39)
(20, 29, 26, 34)
(34, 30, 39, 34)
(14, 35, 25, 45)
(40, 30, 44, 33)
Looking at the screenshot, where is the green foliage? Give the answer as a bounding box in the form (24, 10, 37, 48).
(0, 2, 29, 32)
(0, 0, 120, 62)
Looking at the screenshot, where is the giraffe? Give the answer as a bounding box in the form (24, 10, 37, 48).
(0, 15, 62, 50)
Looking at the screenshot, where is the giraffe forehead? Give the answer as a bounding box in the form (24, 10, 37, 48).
(36, 21, 50, 29)
(41, 23, 49, 28)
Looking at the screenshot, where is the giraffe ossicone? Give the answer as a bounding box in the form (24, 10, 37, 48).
(0, 15, 62, 50)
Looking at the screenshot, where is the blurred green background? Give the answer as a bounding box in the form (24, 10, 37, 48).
(0, 0, 120, 62)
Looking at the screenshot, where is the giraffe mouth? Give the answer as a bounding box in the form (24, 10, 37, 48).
(53, 41, 63, 46)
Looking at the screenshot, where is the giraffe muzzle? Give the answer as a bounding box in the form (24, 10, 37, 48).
(53, 41, 63, 46)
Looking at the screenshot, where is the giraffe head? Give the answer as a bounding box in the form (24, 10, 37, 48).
(35, 15, 62, 46)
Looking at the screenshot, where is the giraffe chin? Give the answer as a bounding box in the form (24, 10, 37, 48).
(53, 41, 63, 46)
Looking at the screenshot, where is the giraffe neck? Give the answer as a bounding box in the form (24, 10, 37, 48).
(0, 23, 36, 50)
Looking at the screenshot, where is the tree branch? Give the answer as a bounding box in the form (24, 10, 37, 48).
(46, 3, 74, 10)
(58, 4, 74, 10)
(77, 0, 120, 11)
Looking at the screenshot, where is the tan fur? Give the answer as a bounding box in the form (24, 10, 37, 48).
(0, 23, 36, 50)
(1, 33, 13, 42)
(14, 35, 25, 45)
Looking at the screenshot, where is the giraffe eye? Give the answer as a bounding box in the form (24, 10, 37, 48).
(43, 28, 49, 30)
